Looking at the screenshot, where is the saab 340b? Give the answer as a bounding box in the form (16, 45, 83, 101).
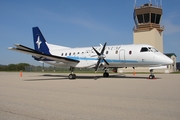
(9, 27, 173, 79)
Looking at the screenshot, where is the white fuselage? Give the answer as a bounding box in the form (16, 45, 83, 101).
(44, 43, 173, 68)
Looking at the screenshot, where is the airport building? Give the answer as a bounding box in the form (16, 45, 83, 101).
(118, 2, 177, 73)
(133, 3, 163, 52)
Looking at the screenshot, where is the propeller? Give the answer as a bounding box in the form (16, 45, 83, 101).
(92, 42, 109, 72)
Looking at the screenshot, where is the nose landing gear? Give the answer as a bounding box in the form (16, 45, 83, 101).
(149, 69, 155, 79)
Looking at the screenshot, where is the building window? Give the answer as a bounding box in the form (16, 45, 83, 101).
(137, 14, 143, 23)
(144, 13, 149, 23)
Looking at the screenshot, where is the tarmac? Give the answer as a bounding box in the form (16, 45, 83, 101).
(0, 72, 180, 120)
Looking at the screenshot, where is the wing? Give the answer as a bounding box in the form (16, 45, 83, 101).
(8, 44, 79, 64)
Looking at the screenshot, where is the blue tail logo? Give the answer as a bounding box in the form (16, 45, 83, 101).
(32, 27, 51, 55)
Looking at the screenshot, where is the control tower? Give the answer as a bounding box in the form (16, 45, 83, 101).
(133, 3, 164, 52)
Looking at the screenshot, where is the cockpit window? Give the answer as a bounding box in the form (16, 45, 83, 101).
(140, 47, 148, 52)
(148, 47, 158, 52)
(140, 47, 159, 52)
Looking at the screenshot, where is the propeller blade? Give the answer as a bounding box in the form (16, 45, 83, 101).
(101, 42, 107, 54)
(103, 58, 109, 65)
(92, 46, 100, 56)
(95, 59, 101, 72)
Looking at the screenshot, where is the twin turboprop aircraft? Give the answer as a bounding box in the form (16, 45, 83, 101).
(9, 27, 173, 79)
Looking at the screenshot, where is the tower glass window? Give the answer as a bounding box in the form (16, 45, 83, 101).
(144, 13, 149, 23)
(137, 14, 143, 24)
(156, 14, 161, 24)
(151, 13, 156, 23)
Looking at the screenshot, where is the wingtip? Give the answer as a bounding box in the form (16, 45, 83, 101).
(14, 44, 20, 46)
(8, 47, 13, 50)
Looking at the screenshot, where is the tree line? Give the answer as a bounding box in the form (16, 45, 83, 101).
(0, 63, 30, 71)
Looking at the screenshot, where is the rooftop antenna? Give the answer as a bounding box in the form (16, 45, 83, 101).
(160, 0, 162, 8)
(134, 0, 136, 8)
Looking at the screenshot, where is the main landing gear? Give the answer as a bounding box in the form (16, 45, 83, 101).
(68, 67, 76, 79)
(103, 68, 109, 77)
(149, 69, 155, 79)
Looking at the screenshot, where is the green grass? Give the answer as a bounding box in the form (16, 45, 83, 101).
(171, 71, 180, 74)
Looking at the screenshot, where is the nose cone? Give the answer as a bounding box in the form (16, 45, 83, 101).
(153, 53, 173, 65)
(165, 57, 173, 65)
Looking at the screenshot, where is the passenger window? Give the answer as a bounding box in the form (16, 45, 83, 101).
(77, 52, 79, 54)
(115, 50, 118, 54)
(106, 51, 108, 54)
(65, 53, 67, 56)
(61, 53, 63, 56)
(73, 52, 75, 55)
(69, 53, 71, 56)
(129, 51, 132, 55)
(140, 47, 148, 52)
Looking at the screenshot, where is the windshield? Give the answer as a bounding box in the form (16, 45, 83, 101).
(140, 47, 158, 52)
(148, 47, 158, 52)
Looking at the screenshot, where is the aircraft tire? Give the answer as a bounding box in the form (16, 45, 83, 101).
(149, 75, 155, 79)
(103, 73, 109, 77)
(72, 74, 76, 79)
(68, 74, 76, 79)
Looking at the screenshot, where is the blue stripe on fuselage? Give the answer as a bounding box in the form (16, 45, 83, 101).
(33, 55, 138, 63)
(67, 56, 138, 63)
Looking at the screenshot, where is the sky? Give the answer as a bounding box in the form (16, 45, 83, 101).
(0, 0, 180, 66)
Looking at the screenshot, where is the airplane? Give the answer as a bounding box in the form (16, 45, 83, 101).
(8, 27, 173, 79)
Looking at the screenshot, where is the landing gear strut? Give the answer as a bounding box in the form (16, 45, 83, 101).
(103, 68, 109, 77)
(149, 69, 155, 79)
(68, 67, 76, 79)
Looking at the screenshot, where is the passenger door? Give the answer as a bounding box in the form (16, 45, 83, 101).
(119, 49, 125, 63)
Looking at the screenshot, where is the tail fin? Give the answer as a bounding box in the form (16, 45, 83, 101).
(32, 27, 51, 55)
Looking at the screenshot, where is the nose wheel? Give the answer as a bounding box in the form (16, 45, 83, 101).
(149, 69, 155, 79)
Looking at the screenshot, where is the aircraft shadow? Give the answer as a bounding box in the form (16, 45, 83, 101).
(24, 74, 161, 81)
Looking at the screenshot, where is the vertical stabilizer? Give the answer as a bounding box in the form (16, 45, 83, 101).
(32, 27, 51, 54)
